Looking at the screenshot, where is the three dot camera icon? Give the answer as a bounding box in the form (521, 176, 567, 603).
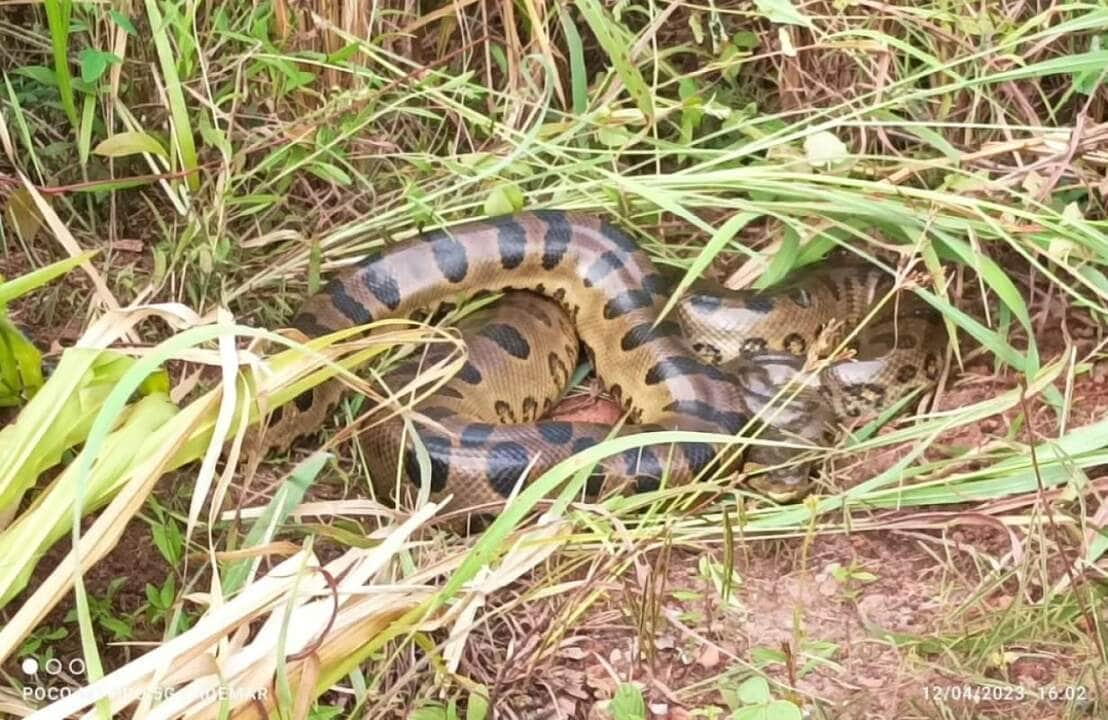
(21, 655, 85, 677)
(21, 656, 92, 702)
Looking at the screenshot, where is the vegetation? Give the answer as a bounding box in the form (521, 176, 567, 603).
(0, 0, 1106, 718)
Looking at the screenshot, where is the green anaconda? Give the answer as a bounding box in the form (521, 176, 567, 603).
(270, 210, 945, 511)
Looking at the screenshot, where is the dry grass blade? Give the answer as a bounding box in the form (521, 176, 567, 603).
(17, 175, 121, 318)
(22, 508, 578, 718)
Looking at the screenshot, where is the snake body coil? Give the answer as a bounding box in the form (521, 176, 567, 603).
(276, 210, 944, 511)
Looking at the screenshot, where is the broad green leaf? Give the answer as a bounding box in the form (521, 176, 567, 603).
(11, 65, 57, 86)
(0, 316, 43, 407)
(765, 701, 803, 720)
(306, 161, 352, 186)
(756, 225, 801, 289)
(77, 48, 121, 84)
(609, 683, 647, 720)
(108, 10, 137, 35)
(803, 130, 849, 170)
(410, 705, 448, 720)
(597, 125, 632, 147)
(466, 688, 490, 720)
(1071, 35, 1106, 95)
(732, 30, 760, 49)
(736, 676, 772, 705)
(325, 42, 361, 64)
(0, 349, 169, 513)
(0, 392, 178, 607)
(93, 131, 169, 159)
(754, 0, 812, 27)
(732, 703, 803, 720)
(750, 646, 788, 667)
(483, 183, 524, 217)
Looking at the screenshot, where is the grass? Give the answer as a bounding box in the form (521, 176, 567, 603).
(1, 0, 1107, 717)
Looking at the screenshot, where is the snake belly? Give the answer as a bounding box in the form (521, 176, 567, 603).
(278, 210, 945, 510)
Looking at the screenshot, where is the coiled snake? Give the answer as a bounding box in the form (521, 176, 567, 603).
(268, 210, 944, 512)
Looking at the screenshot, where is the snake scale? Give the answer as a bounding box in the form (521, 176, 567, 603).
(270, 210, 945, 512)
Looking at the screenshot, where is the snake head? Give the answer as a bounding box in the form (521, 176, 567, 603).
(721, 354, 831, 502)
(745, 461, 814, 502)
(743, 442, 817, 502)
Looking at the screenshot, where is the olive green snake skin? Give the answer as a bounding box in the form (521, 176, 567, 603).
(267, 210, 944, 512)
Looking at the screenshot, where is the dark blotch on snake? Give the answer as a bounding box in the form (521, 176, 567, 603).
(538, 422, 573, 445)
(603, 289, 654, 319)
(819, 275, 842, 301)
(460, 423, 494, 448)
(572, 436, 596, 454)
(598, 219, 640, 253)
(744, 295, 775, 314)
(420, 406, 457, 420)
(425, 230, 469, 283)
(620, 321, 681, 352)
(663, 399, 745, 434)
(688, 293, 722, 312)
(645, 357, 726, 385)
(458, 361, 483, 385)
(402, 434, 451, 492)
(326, 281, 372, 324)
(681, 442, 717, 476)
(641, 273, 669, 296)
(487, 441, 532, 497)
(359, 266, 401, 310)
(478, 323, 531, 360)
(496, 220, 527, 269)
(583, 251, 625, 288)
(782, 332, 807, 354)
(622, 447, 663, 492)
(585, 469, 608, 497)
(516, 300, 553, 326)
(291, 312, 333, 337)
(541, 213, 572, 270)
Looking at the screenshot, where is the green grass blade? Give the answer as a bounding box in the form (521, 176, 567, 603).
(220, 453, 328, 596)
(0, 251, 96, 305)
(558, 8, 588, 115)
(656, 212, 760, 322)
(143, 0, 199, 191)
(43, 0, 78, 129)
(573, 0, 654, 120)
